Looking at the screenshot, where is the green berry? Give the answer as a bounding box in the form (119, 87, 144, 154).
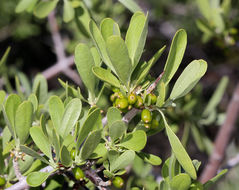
(144, 123, 151, 129)
(70, 148, 76, 160)
(149, 93, 157, 104)
(141, 109, 152, 123)
(112, 176, 124, 189)
(151, 119, 159, 129)
(116, 92, 124, 99)
(115, 98, 128, 110)
(73, 167, 85, 181)
(128, 93, 137, 104)
(0, 176, 6, 187)
(110, 93, 117, 102)
(134, 95, 143, 108)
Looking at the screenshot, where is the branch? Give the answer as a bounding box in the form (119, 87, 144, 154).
(200, 83, 239, 183)
(146, 71, 164, 94)
(12, 159, 23, 181)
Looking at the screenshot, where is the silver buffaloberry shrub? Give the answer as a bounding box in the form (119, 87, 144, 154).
(0, 9, 228, 190)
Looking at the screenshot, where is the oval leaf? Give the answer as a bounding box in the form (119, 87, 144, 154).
(80, 129, 102, 160)
(162, 29, 187, 85)
(48, 96, 64, 131)
(109, 120, 127, 141)
(118, 130, 147, 151)
(60, 145, 72, 167)
(137, 152, 162, 166)
(100, 18, 121, 41)
(125, 11, 148, 67)
(75, 44, 97, 95)
(170, 59, 207, 100)
(170, 173, 191, 190)
(15, 0, 36, 13)
(63, 0, 75, 22)
(27, 172, 51, 187)
(106, 107, 122, 127)
(15, 101, 33, 144)
(106, 35, 132, 86)
(59, 98, 82, 138)
(30, 127, 52, 159)
(110, 150, 135, 172)
(159, 110, 197, 179)
(92, 66, 120, 88)
(34, 0, 59, 18)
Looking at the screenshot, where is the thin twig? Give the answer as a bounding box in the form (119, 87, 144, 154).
(219, 153, 239, 172)
(12, 159, 23, 181)
(200, 83, 239, 183)
(146, 71, 164, 94)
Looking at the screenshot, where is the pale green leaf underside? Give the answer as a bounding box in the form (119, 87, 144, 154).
(34, 0, 59, 18)
(27, 172, 51, 187)
(170, 173, 191, 190)
(100, 18, 121, 41)
(63, 0, 75, 22)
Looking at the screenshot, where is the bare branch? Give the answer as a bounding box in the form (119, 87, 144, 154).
(146, 71, 164, 94)
(200, 83, 239, 183)
(12, 159, 23, 181)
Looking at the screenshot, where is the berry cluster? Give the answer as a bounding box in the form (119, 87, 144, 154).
(141, 109, 159, 129)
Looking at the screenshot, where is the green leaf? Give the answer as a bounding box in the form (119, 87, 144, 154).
(109, 120, 127, 141)
(110, 150, 135, 172)
(80, 129, 102, 160)
(3, 94, 22, 138)
(158, 110, 197, 179)
(20, 145, 49, 164)
(77, 108, 101, 150)
(30, 127, 52, 159)
(32, 74, 48, 104)
(18, 72, 31, 96)
(196, 0, 212, 20)
(15, 101, 33, 144)
(162, 29, 187, 85)
(92, 67, 120, 88)
(118, 0, 142, 13)
(63, 0, 75, 22)
(106, 35, 132, 86)
(52, 129, 60, 162)
(125, 11, 148, 67)
(89, 143, 107, 159)
(0, 47, 11, 66)
(203, 76, 229, 117)
(132, 46, 166, 86)
(27, 172, 51, 187)
(15, 0, 36, 13)
(106, 107, 122, 127)
(118, 130, 147, 151)
(100, 18, 121, 41)
(59, 98, 82, 138)
(169, 59, 207, 100)
(75, 43, 97, 95)
(0, 90, 6, 113)
(89, 20, 115, 72)
(90, 47, 102, 67)
(170, 173, 191, 190)
(60, 145, 72, 167)
(48, 96, 64, 131)
(137, 152, 162, 166)
(28, 94, 38, 112)
(156, 81, 166, 107)
(203, 169, 227, 189)
(34, 0, 59, 18)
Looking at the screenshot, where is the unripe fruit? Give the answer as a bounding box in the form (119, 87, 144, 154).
(70, 148, 76, 160)
(128, 93, 137, 105)
(148, 93, 157, 104)
(134, 96, 143, 108)
(151, 119, 159, 129)
(0, 176, 6, 187)
(116, 92, 124, 99)
(112, 176, 124, 188)
(144, 123, 151, 129)
(73, 167, 85, 181)
(110, 93, 116, 102)
(141, 109, 152, 123)
(115, 98, 128, 110)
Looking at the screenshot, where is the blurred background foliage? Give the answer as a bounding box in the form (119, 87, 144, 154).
(1, 0, 239, 189)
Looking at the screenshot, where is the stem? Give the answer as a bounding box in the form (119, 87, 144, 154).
(12, 159, 23, 181)
(200, 83, 239, 183)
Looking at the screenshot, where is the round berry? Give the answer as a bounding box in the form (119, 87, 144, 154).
(112, 176, 124, 189)
(148, 93, 157, 104)
(116, 92, 124, 99)
(0, 176, 6, 187)
(134, 96, 143, 108)
(73, 167, 85, 181)
(112, 87, 120, 93)
(115, 98, 128, 110)
(189, 181, 203, 190)
(144, 123, 151, 129)
(151, 119, 159, 129)
(70, 148, 76, 160)
(141, 109, 152, 123)
(128, 93, 137, 105)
